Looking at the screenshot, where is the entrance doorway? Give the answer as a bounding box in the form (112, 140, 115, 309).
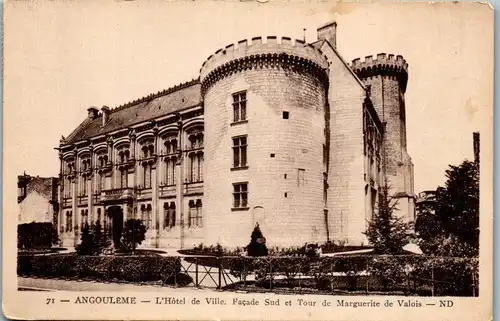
(107, 206, 124, 249)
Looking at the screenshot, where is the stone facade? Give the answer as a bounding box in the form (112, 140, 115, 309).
(57, 21, 415, 249)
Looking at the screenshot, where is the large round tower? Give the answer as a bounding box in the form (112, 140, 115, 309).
(351, 54, 415, 220)
(200, 37, 330, 247)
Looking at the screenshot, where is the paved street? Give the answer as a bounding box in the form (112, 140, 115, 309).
(18, 277, 218, 293)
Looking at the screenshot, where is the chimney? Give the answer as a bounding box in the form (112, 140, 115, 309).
(87, 107, 99, 120)
(101, 106, 110, 126)
(317, 21, 337, 49)
(473, 132, 480, 164)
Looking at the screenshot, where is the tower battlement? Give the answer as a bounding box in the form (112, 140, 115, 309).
(351, 53, 408, 91)
(199, 36, 329, 93)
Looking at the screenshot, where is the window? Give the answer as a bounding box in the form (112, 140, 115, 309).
(80, 210, 89, 231)
(164, 137, 177, 155)
(232, 136, 247, 169)
(140, 139, 155, 159)
(117, 148, 130, 164)
(142, 163, 152, 188)
(233, 183, 248, 209)
(141, 204, 152, 229)
(188, 200, 202, 227)
(96, 173, 104, 193)
(297, 169, 306, 186)
(164, 157, 176, 186)
(119, 168, 128, 188)
(270, 153, 275, 158)
(188, 152, 204, 183)
(282, 111, 289, 119)
(164, 202, 176, 229)
(232, 91, 247, 122)
(66, 211, 73, 232)
(80, 175, 88, 196)
(97, 208, 102, 225)
(97, 154, 108, 168)
(188, 132, 204, 150)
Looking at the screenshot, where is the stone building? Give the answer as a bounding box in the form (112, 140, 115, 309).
(18, 173, 59, 225)
(56, 21, 415, 249)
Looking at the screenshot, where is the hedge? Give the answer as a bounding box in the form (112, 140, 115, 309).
(17, 254, 188, 285)
(224, 255, 479, 296)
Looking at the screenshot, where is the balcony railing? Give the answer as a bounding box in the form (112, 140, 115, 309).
(101, 188, 134, 202)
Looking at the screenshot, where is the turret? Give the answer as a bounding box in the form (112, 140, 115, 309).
(350, 53, 414, 220)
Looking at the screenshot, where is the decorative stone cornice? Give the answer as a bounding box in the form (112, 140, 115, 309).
(201, 52, 329, 97)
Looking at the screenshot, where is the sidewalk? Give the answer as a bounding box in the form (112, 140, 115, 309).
(18, 277, 217, 293)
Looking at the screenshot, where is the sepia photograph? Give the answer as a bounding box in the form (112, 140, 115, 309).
(3, 1, 493, 320)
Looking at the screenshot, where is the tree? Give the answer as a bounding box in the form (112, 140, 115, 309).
(93, 219, 112, 254)
(121, 219, 147, 252)
(364, 185, 414, 255)
(76, 222, 99, 255)
(415, 160, 479, 257)
(247, 223, 268, 257)
(18, 222, 59, 249)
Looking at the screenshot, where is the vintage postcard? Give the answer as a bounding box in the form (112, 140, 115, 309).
(3, 1, 493, 320)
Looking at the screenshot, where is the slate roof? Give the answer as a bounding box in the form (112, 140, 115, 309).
(64, 79, 202, 144)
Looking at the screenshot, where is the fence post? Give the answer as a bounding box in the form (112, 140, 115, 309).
(431, 263, 435, 297)
(472, 266, 476, 297)
(195, 257, 199, 287)
(366, 257, 369, 294)
(243, 257, 246, 288)
(174, 258, 177, 287)
(269, 259, 273, 290)
(217, 256, 222, 290)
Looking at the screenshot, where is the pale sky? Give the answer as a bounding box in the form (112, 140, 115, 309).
(4, 0, 493, 194)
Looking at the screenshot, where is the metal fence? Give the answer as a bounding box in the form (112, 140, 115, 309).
(18, 253, 479, 296)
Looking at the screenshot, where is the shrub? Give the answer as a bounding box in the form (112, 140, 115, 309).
(94, 220, 112, 253)
(76, 223, 99, 255)
(121, 219, 147, 251)
(367, 255, 409, 292)
(17, 254, 187, 285)
(18, 222, 59, 249)
(247, 224, 268, 257)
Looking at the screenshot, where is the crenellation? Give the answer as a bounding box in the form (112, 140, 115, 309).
(267, 36, 277, 45)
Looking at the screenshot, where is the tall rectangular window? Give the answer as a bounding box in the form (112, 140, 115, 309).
(188, 200, 203, 227)
(297, 169, 306, 186)
(232, 136, 247, 168)
(232, 91, 247, 122)
(233, 183, 248, 208)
